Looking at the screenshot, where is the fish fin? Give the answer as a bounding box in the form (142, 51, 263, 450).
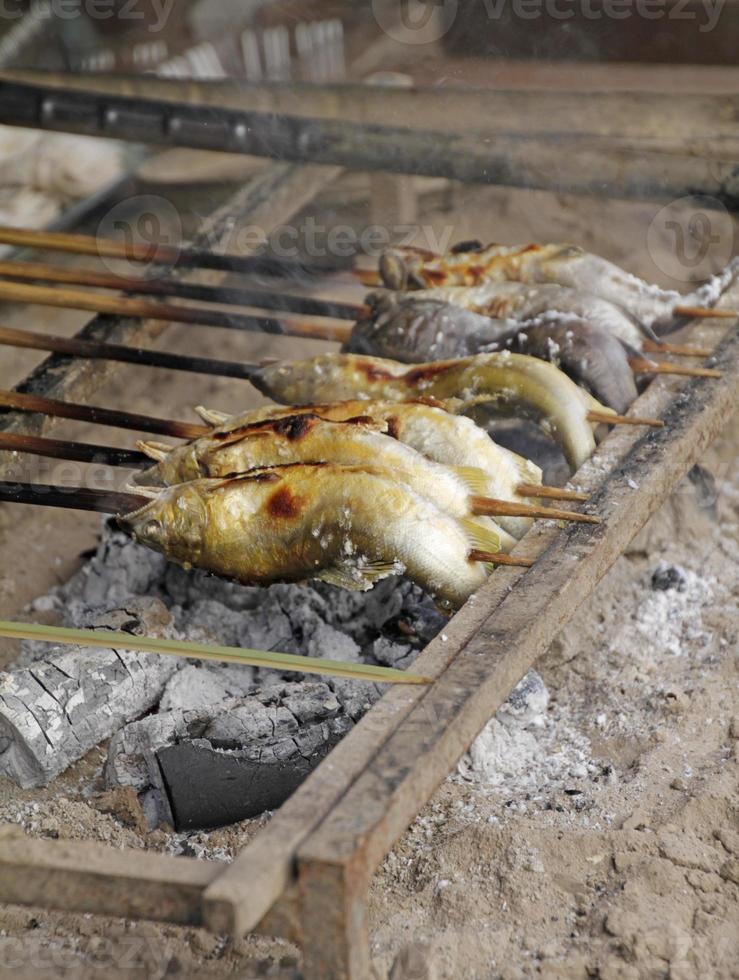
(317, 559, 400, 592)
(451, 465, 491, 496)
(194, 405, 229, 426)
(136, 440, 172, 461)
(459, 518, 504, 556)
(124, 483, 163, 498)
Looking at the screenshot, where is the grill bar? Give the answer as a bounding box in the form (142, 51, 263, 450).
(1, 79, 737, 207)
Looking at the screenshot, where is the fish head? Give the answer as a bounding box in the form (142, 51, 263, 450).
(118, 482, 208, 566)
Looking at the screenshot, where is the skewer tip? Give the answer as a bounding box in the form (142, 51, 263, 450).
(469, 549, 534, 568)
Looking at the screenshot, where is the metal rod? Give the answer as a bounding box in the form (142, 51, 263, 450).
(1, 79, 736, 207)
(0, 325, 261, 381)
(0, 431, 149, 468)
(0, 224, 355, 281)
(0, 280, 351, 343)
(0, 479, 148, 514)
(0, 259, 365, 322)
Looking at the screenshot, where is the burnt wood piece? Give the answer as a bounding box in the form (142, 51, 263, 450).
(0, 600, 175, 788)
(1, 80, 738, 208)
(157, 718, 352, 831)
(3, 70, 738, 143)
(0, 159, 341, 450)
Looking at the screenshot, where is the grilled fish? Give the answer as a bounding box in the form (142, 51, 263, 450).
(380, 242, 739, 334)
(478, 319, 638, 414)
(247, 353, 602, 471)
(344, 292, 509, 361)
(119, 463, 491, 609)
(134, 412, 517, 552)
(186, 399, 542, 538)
(392, 281, 649, 348)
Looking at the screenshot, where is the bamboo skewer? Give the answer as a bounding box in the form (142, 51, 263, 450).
(673, 305, 737, 320)
(641, 340, 714, 358)
(627, 358, 723, 379)
(0, 259, 365, 321)
(0, 325, 262, 381)
(0, 619, 429, 685)
(0, 389, 209, 440)
(0, 280, 352, 344)
(0, 479, 149, 514)
(469, 550, 534, 568)
(587, 410, 664, 428)
(0, 224, 359, 282)
(471, 496, 600, 525)
(0, 431, 149, 467)
(515, 483, 588, 503)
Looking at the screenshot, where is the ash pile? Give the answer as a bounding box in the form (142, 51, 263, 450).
(0, 522, 447, 830)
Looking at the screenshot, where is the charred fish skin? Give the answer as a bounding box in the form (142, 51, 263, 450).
(133, 412, 517, 552)
(250, 353, 599, 472)
(380, 243, 739, 333)
(188, 398, 541, 539)
(119, 464, 488, 610)
(486, 318, 639, 414)
(344, 292, 510, 362)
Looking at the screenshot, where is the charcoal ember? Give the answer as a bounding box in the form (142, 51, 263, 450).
(370, 636, 415, 668)
(496, 670, 549, 728)
(0, 599, 176, 788)
(105, 681, 357, 830)
(651, 561, 687, 592)
(62, 530, 167, 608)
(159, 665, 239, 713)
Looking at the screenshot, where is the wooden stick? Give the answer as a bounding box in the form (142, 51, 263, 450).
(0, 479, 149, 514)
(0, 224, 356, 282)
(471, 495, 601, 525)
(515, 483, 589, 502)
(0, 389, 209, 440)
(673, 305, 737, 320)
(0, 280, 351, 343)
(628, 357, 723, 379)
(0, 259, 366, 322)
(0, 620, 429, 686)
(587, 410, 664, 428)
(469, 550, 534, 568)
(642, 340, 714, 357)
(0, 325, 261, 381)
(0, 431, 149, 467)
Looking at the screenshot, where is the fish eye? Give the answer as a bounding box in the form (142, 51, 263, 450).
(143, 518, 163, 537)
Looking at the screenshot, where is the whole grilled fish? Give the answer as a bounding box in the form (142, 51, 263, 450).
(247, 353, 602, 472)
(380, 241, 739, 333)
(134, 412, 517, 552)
(119, 463, 490, 609)
(344, 292, 510, 361)
(394, 281, 649, 348)
(188, 399, 543, 538)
